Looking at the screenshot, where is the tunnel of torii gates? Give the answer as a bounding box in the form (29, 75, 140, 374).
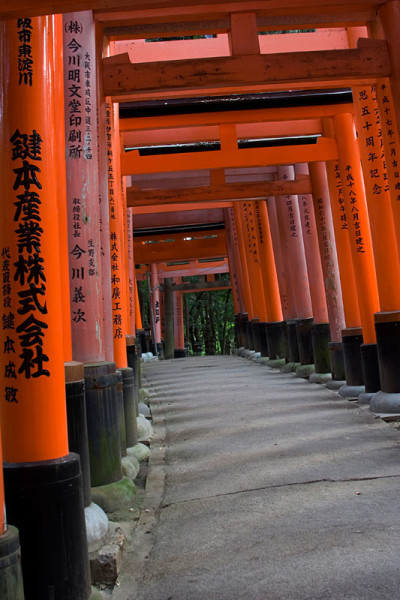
(3, 0, 400, 598)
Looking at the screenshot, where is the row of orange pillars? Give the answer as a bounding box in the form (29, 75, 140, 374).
(0, 13, 154, 600)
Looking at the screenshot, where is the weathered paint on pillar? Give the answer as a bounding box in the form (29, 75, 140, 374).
(106, 101, 128, 368)
(223, 209, 242, 314)
(225, 207, 250, 315)
(323, 119, 361, 329)
(126, 204, 136, 335)
(96, 23, 113, 362)
(352, 84, 400, 310)
(267, 196, 297, 320)
(334, 113, 380, 343)
(52, 15, 72, 363)
(236, 202, 268, 321)
(0, 16, 69, 462)
(134, 276, 143, 330)
(150, 263, 162, 344)
(173, 288, 185, 350)
(254, 200, 283, 322)
(276, 165, 313, 320)
(232, 205, 255, 319)
(295, 164, 329, 323)
(63, 11, 105, 363)
(0, 430, 5, 534)
(308, 162, 346, 342)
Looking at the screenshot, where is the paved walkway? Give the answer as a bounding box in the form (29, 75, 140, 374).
(115, 355, 400, 600)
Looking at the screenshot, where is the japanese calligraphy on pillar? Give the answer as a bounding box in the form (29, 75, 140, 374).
(254, 202, 264, 245)
(243, 202, 260, 261)
(315, 198, 334, 272)
(3, 128, 50, 404)
(63, 12, 104, 360)
(376, 81, 400, 200)
(126, 208, 134, 322)
(333, 162, 348, 230)
(355, 86, 389, 197)
(17, 18, 33, 86)
(105, 103, 123, 343)
(285, 196, 298, 237)
(343, 164, 364, 253)
(300, 195, 312, 235)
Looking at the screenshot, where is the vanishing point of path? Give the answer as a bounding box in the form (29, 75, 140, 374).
(115, 355, 400, 600)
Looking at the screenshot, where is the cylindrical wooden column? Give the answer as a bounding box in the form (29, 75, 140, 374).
(150, 263, 163, 356)
(63, 11, 105, 364)
(173, 288, 186, 358)
(0, 16, 90, 599)
(164, 278, 174, 359)
(126, 204, 136, 336)
(106, 101, 128, 368)
(334, 113, 380, 344)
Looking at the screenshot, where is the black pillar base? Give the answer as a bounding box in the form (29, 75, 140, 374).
(4, 454, 90, 600)
(156, 342, 164, 359)
(65, 363, 91, 508)
(338, 328, 365, 400)
(84, 362, 122, 488)
(296, 317, 314, 365)
(237, 313, 248, 348)
(309, 323, 331, 383)
(287, 320, 300, 363)
(358, 343, 380, 405)
(266, 321, 284, 360)
(174, 348, 188, 358)
(250, 319, 261, 352)
(117, 367, 138, 448)
(0, 525, 24, 600)
(327, 341, 345, 381)
(245, 320, 255, 350)
(371, 314, 400, 414)
(257, 322, 269, 357)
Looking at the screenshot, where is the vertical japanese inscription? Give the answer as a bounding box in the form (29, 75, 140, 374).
(17, 18, 33, 86)
(4, 128, 50, 405)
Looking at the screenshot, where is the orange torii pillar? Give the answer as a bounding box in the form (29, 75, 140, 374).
(334, 113, 381, 400)
(173, 285, 187, 358)
(224, 207, 252, 350)
(276, 165, 314, 371)
(234, 202, 268, 354)
(0, 16, 91, 598)
(253, 200, 283, 358)
(266, 196, 297, 365)
(351, 83, 400, 407)
(63, 11, 112, 526)
(150, 263, 164, 358)
(223, 207, 246, 344)
(295, 163, 330, 379)
(308, 162, 347, 385)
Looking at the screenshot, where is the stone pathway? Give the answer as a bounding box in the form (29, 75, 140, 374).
(114, 355, 400, 600)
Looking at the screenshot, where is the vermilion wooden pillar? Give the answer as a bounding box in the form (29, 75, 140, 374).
(253, 200, 283, 357)
(126, 202, 136, 336)
(276, 165, 313, 369)
(308, 161, 346, 383)
(334, 113, 381, 400)
(0, 16, 90, 598)
(106, 101, 128, 369)
(173, 287, 186, 358)
(63, 11, 105, 364)
(150, 263, 163, 357)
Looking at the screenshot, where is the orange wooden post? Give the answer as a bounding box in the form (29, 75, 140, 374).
(223, 209, 243, 315)
(63, 11, 105, 364)
(135, 277, 143, 330)
(276, 165, 313, 368)
(126, 203, 136, 336)
(253, 200, 283, 357)
(0, 16, 90, 597)
(173, 286, 186, 358)
(334, 114, 380, 341)
(150, 263, 163, 357)
(52, 14, 72, 364)
(96, 23, 114, 362)
(106, 101, 128, 369)
(308, 161, 347, 383)
(377, 2, 400, 146)
(232, 204, 255, 348)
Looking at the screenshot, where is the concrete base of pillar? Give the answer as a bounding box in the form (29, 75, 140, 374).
(250, 352, 261, 360)
(0, 525, 24, 600)
(281, 361, 300, 373)
(174, 348, 188, 358)
(358, 391, 376, 405)
(127, 443, 151, 463)
(370, 390, 400, 417)
(265, 358, 286, 369)
(243, 349, 256, 358)
(338, 384, 365, 400)
(91, 477, 137, 514)
(309, 372, 332, 384)
(121, 455, 140, 481)
(295, 364, 315, 379)
(85, 503, 109, 552)
(326, 379, 346, 391)
(255, 356, 270, 365)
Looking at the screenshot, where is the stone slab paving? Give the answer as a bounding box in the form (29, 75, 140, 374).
(114, 355, 400, 600)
